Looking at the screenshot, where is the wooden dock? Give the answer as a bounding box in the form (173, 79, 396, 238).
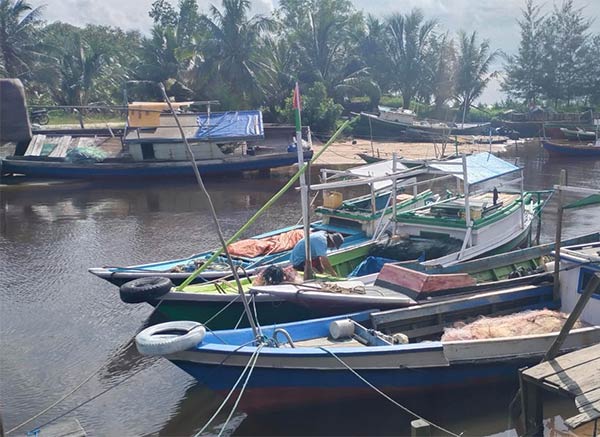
(520, 343, 600, 436)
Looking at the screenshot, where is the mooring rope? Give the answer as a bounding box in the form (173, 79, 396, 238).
(318, 347, 463, 437)
(194, 344, 264, 437)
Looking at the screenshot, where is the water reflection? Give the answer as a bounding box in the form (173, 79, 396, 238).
(1, 143, 599, 436)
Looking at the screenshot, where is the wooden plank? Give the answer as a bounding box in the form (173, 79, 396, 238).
(523, 344, 600, 380)
(565, 410, 600, 429)
(48, 135, 72, 157)
(371, 284, 550, 327)
(576, 387, 600, 410)
(542, 359, 600, 396)
(578, 399, 600, 414)
(75, 137, 96, 148)
(24, 134, 46, 156)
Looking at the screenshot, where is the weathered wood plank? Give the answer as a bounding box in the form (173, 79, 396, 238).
(522, 344, 600, 380)
(48, 136, 72, 158)
(565, 410, 600, 429)
(576, 387, 600, 410)
(372, 284, 548, 326)
(24, 134, 46, 156)
(542, 359, 600, 396)
(578, 399, 600, 414)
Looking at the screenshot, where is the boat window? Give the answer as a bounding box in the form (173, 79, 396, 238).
(141, 142, 155, 160)
(578, 268, 600, 300)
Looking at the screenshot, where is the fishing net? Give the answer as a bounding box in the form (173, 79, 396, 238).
(441, 309, 585, 341)
(252, 265, 301, 286)
(369, 236, 463, 262)
(66, 146, 108, 162)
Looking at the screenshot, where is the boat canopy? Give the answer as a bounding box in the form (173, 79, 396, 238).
(195, 110, 264, 141)
(345, 159, 409, 191)
(428, 152, 520, 185)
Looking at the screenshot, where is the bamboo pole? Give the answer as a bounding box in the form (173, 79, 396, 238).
(158, 84, 259, 338)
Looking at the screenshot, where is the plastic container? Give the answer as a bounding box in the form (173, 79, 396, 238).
(323, 191, 343, 209)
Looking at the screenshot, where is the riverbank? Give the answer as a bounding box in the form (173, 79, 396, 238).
(312, 137, 510, 165)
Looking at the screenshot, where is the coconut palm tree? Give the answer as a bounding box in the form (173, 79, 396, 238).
(385, 9, 437, 110)
(0, 0, 43, 78)
(200, 0, 273, 106)
(454, 31, 498, 123)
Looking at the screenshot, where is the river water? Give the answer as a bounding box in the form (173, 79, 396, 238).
(1, 142, 599, 436)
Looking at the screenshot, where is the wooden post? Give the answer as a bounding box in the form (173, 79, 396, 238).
(552, 169, 567, 300)
(543, 272, 600, 362)
(411, 419, 431, 437)
(520, 373, 544, 436)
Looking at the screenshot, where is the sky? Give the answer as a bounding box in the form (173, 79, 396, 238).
(28, 0, 600, 104)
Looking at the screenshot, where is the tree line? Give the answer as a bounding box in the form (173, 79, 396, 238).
(0, 0, 598, 133)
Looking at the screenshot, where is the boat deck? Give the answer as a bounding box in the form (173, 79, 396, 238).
(427, 192, 518, 217)
(292, 336, 365, 348)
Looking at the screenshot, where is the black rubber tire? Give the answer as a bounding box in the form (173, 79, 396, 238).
(37, 113, 49, 125)
(119, 276, 173, 304)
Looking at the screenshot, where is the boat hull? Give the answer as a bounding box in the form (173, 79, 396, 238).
(542, 140, 600, 157)
(168, 325, 600, 411)
(0, 150, 313, 178)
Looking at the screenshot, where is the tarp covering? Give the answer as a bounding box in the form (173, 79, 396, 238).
(227, 229, 304, 259)
(564, 194, 600, 210)
(348, 256, 398, 277)
(348, 160, 409, 191)
(428, 152, 520, 185)
(195, 110, 264, 141)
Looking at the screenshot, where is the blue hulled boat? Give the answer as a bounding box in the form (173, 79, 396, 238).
(542, 139, 600, 157)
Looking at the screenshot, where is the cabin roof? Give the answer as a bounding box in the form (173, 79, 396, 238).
(427, 152, 520, 185)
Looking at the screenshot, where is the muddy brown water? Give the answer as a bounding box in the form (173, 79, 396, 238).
(1, 141, 599, 436)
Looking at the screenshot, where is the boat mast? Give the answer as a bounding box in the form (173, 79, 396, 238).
(294, 82, 313, 280)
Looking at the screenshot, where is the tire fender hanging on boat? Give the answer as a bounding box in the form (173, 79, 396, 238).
(136, 321, 206, 356)
(119, 276, 173, 303)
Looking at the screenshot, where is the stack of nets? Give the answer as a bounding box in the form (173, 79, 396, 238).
(441, 309, 585, 341)
(66, 146, 108, 163)
(252, 265, 301, 286)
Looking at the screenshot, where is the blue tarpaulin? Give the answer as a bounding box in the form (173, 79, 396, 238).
(348, 256, 398, 277)
(428, 152, 520, 185)
(195, 110, 264, 141)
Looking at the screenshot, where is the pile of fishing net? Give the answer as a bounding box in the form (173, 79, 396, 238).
(66, 145, 108, 162)
(441, 309, 585, 341)
(370, 236, 463, 262)
(252, 265, 301, 286)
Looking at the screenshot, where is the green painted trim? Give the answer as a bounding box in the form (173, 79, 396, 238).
(316, 190, 433, 222)
(395, 192, 536, 230)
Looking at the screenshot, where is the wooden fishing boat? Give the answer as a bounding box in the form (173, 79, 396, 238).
(124, 231, 599, 330)
(135, 240, 600, 412)
(313, 152, 548, 268)
(353, 112, 490, 142)
(249, 232, 599, 314)
(1, 107, 314, 178)
(542, 140, 600, 157)
(90, 160, 437, 286)
(559, 127, 597, 142)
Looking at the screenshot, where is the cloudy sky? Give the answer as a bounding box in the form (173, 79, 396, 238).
(28, 0, 600, 103)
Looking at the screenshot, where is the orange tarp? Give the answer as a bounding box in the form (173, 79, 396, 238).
(227, 229, 305, 258)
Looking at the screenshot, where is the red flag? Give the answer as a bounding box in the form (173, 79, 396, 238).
(293, 82, 302, 111)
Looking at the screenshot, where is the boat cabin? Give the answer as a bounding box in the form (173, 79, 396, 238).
(124, 103, 266, 162)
